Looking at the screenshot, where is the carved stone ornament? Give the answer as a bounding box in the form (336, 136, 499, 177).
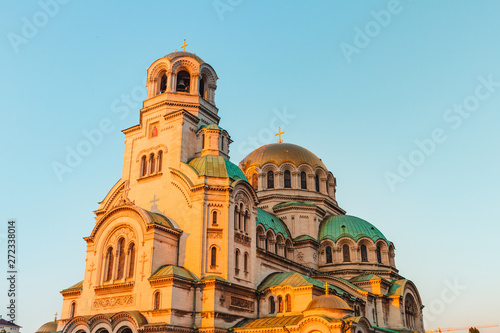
(230, 296, 254, 312)
(234, 233, 251, 246)
(92, 295, 135, 309)
(208, 230, 223, 239)
(110, 226, 136, 244)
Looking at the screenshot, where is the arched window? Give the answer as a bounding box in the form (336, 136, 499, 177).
(244, 252, 249, 272)
(239, 203, 244, 230)
(157, 151, 163, 172)
(285, 294, 292, 312)
(252, 173, 258, 190)
(127, 243, 135, 278)
(343, 244, 350, 262)
(274, 238, 278, 254)
(243, 211, 248, 232)
(235, 249, 240, 274)
(159, 73, 167, 94)
(212, 211, 217, 225)
(149, 154, 155, 174)
(315, 174, 320, 192)
(267, 171, 274, 189)
(277, 296, 283, 313)
(199, 77, 205, 98)
(285, 240, 292, 260)
(389, 245, 395, 267)
(326, 246, 333, 264)
(201, 133, 205, 149)
(269, 296, 275, 314)
(105, 247, 114, 281)
(234, 206, 239, 230)
(300, 171, 307, 189)
(376, 245, 382, 264)
(176, 70, 190, 92)
(70, 302, 76, 318)
(404, 294, 418, 330)
(210, 246, 217, 267)
(116, 238, 126, 279)
(153, 291, 160, 310)
(284, 170, 291, 188)
(140, 156, 147, 177)
(361, 244, 368, 262)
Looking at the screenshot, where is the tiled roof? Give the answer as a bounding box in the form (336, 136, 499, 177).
(61, 280, 83, 292)
(234, 315, 304, 329)
(350, 274, 388, 283)
(150, 265, 197, 281)
(293, 235, 317, 242)
(0, 318, 21, 328)
(273, 201, 317, 210)
(257, 208, 291, 238)
(257, 272, 347, 296)
(144, 210, 180, 231)
(387, 279, 407, 297)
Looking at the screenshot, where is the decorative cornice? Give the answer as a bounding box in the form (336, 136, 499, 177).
(94, 281, 134, 294)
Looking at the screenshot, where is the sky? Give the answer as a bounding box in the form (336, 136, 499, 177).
(1, 0, 499, 332)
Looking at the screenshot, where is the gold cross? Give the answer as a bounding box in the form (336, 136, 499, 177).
(54, 312, 58, 321)
(324, 282, 329, 295)
(275, 128, 285, 143)
(181, 39, 188, 51)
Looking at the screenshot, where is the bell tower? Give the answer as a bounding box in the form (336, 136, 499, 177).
(121, 50, 221, 172)
(144, 50, 219, 126)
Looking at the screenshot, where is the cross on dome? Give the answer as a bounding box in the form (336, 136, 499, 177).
(324, 282, 330, 295)
(275, 128, 285, 143)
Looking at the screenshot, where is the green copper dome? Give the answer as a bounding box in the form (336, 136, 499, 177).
(257, 208, 291, 238)
(319, 215, 389, 243)
(188, 155, 247, 182)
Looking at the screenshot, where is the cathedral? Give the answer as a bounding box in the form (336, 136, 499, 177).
(36, 48, 425, 333)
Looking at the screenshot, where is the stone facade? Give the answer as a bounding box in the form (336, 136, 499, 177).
(37, 50, 425, 333)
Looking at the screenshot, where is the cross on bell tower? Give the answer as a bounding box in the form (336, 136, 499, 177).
(181, 39, 188, 51)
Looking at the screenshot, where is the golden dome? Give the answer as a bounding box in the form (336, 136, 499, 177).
(305, 295, 352, 311)
(36, 321, 57, 333)
(239, 143, 327, 172)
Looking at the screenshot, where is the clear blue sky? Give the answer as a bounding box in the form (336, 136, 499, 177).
(1, 1, 499, 331)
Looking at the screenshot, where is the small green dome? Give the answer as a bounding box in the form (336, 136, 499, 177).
(257, 208, 291, 238)
(319, 215, 388, 243)
(188, 155, 247, 182)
